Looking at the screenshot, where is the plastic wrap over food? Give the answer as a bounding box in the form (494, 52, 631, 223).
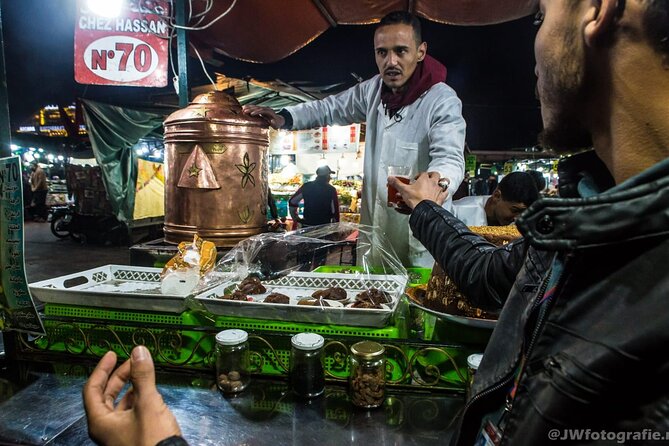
(160, 234, 217, 296)
(187, 223, 409, 327)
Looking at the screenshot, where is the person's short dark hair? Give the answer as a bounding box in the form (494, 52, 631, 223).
(377, 11, 422, 45)
(644, 0, 669, 55)
(527, 170, 547, 192)
(497, 171, 540, 207)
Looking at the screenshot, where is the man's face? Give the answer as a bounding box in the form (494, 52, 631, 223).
(489, 191, 528, 226)
(535, 0, 593, 152)
(374, 23, 426, 93)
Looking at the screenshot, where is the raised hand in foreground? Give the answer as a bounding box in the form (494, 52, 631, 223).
(83, 345, 183, 446)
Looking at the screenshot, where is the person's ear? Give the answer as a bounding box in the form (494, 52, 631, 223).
(584, 0, 619, 48)
(417, 42, 427, 62)
(491, 188, 502, 201)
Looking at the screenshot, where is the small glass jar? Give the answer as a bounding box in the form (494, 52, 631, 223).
(466, 353, 483, 400)
(215, 329, 250, 394)
(290, 332, 325, 398)
(349, 340, 386, 408)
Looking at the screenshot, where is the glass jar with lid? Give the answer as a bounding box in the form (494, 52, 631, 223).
(290, 332, 325, 398)
(466, 353, 483, 400)
(349, 340, 386, 408)
(215, 329, 250, 394)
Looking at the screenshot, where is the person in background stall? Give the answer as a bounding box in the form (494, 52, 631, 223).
(267, 188, 279, 221)
(266, 188, 287, 231)
(22, 168, 34, 219)
(29, 162, 49, 222)
(471, 174, 488, 195)
(451, 171, 471, 200)
(485, 174, 498, 195)
(452, 171, 539, 226)
(389, 0, 669, 444)
(243, 10, 465, 267)
(288, 165, 340, 228)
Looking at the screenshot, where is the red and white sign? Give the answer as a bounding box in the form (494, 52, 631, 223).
(75, 0, 170, 87)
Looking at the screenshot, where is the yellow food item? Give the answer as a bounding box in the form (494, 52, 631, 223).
(467, 225, 521, 245)
(162, 234, 217, 277)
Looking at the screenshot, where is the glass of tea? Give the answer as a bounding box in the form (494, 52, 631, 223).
(387, 165, 412, 208)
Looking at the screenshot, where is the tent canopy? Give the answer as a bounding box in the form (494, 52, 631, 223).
(189, 0, 538, 63)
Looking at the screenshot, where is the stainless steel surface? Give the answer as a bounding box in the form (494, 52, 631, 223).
(0, 361, 463, 445)
(163, 91, 270, 247)
(0, 373, 88, 444)
(193, 272, 407, 327)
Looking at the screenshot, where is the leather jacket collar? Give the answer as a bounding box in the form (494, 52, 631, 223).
(517, 152, 669, 251)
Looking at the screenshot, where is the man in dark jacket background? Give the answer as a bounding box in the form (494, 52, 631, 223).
(288, 165, 340, 228)
(390, 0, 669, 444)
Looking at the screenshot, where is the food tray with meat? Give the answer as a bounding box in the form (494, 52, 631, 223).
(192, 271, 407, 327)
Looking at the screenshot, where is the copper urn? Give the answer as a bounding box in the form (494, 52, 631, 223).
(163, 91, 269, 247)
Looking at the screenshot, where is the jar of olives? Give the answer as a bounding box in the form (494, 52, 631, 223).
(215, 329, 250, 394)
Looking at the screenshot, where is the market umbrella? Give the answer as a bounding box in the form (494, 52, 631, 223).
(188, 0, 538, 63)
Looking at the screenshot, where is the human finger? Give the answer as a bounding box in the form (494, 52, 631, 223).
(241, 105, 262, 114)
(128, 345, 157, 400)
(103, 357, 132, 407)
(116, 346, 157, 411)
(129, 346, 183, 443)
(117, 387, 136, 411)
(388, 175, 410, 194)
(393, 201, 412, 214)
(243, 105, 273, 118)
(83, 350, 118, 418)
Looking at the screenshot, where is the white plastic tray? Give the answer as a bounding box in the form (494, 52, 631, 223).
(28, 265, 189, 313)
(192, 271, 407, 327)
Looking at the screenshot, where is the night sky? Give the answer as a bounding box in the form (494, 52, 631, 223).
(2, 1, 541, 150)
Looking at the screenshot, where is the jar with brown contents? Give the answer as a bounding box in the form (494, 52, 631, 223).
(215, 329, 250, 394)
(349, 340, 386, 408)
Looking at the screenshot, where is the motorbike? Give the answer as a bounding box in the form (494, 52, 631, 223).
(49, 204, 75, 239)
(49, 205, 128, 245)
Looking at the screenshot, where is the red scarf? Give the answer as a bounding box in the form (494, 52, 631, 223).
(380, 55, 447, 118)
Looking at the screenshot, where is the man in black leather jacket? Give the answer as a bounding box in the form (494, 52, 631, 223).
(390, 0, 669, 444)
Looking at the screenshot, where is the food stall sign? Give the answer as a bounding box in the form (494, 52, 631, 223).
(0, 156, 45, 335)
(74, 0, 170, 87)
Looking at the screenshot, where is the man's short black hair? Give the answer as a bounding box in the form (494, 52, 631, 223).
(644, 0, 669, 55)
(377, 11, 422, 45)
(526, 170, 547, 192)
(498, 171, 540, 207)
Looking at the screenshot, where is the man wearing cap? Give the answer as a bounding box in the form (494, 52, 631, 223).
(244, 11, 465, 266)
(288, 165, 340, 228)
